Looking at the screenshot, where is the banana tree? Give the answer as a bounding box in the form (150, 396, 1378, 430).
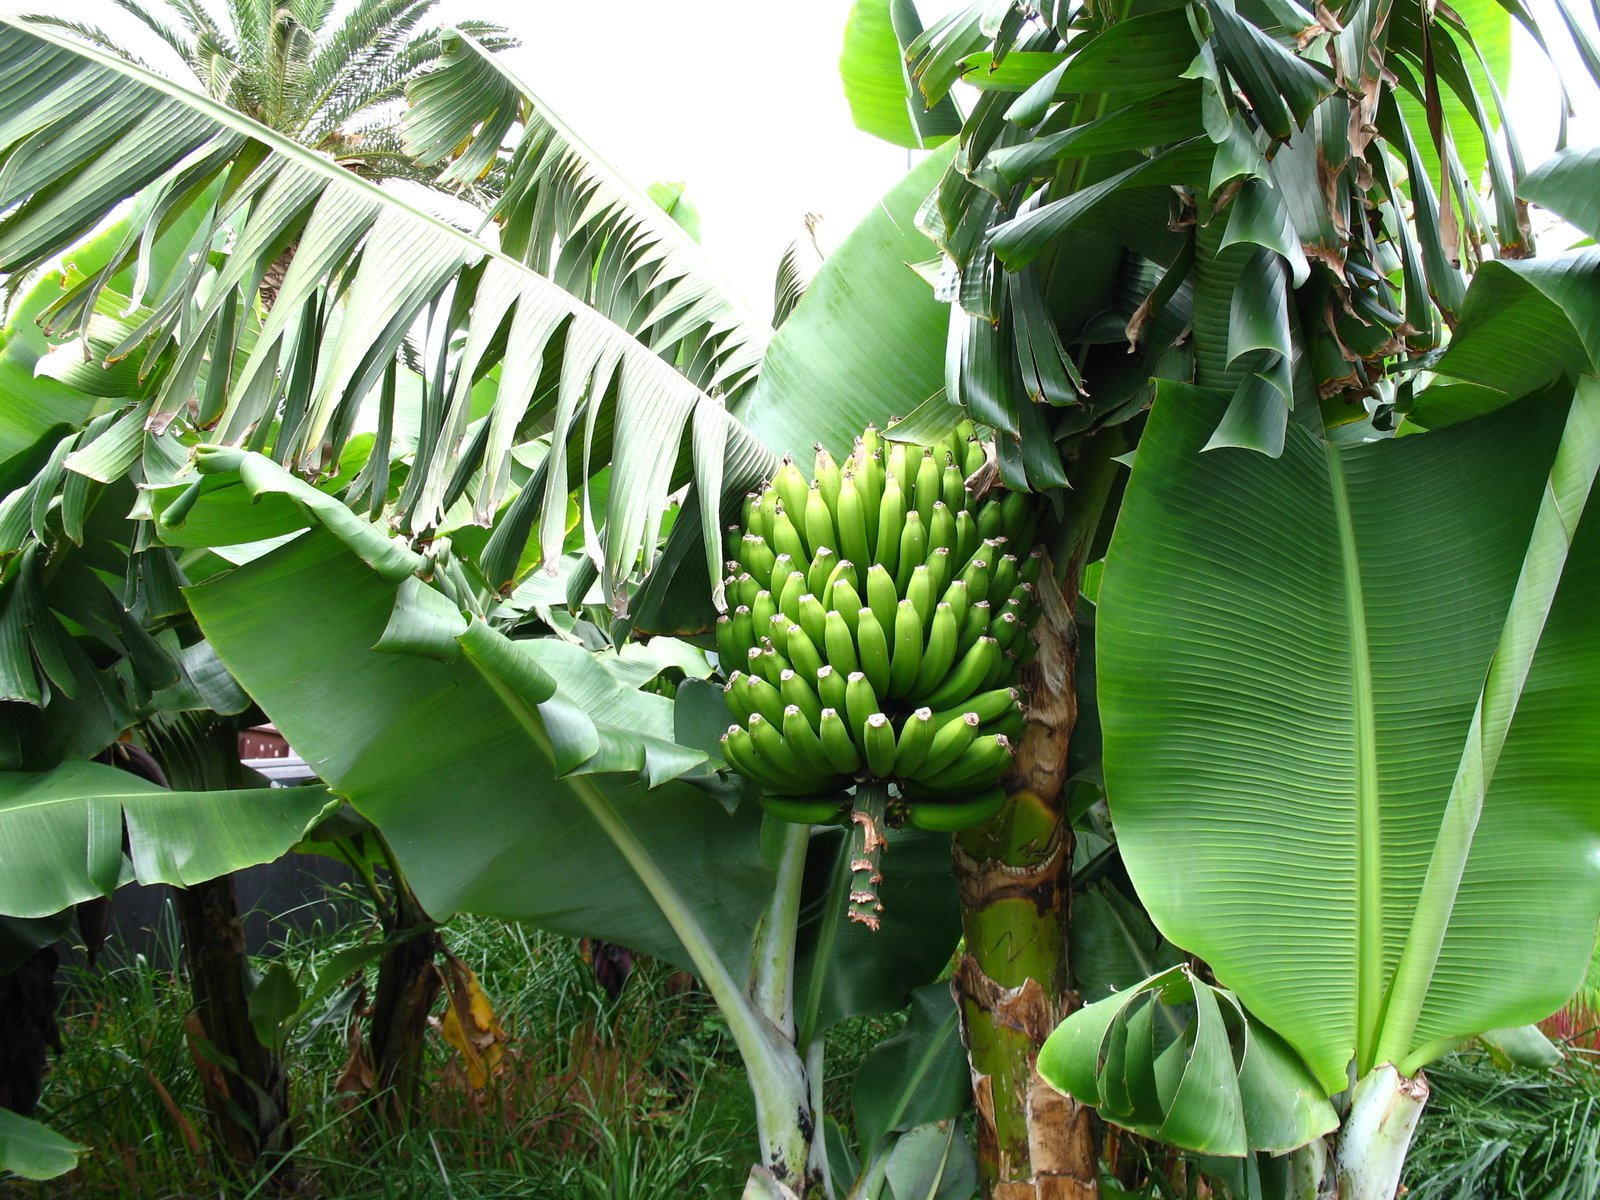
(1041, 190, 1600, 1199)
(833, 0, 1590, 1188)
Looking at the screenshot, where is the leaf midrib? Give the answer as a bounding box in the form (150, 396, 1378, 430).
(1326, 445, 1383, 1074)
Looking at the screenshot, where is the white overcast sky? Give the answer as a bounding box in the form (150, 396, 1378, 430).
(3, 0, 1596, 306)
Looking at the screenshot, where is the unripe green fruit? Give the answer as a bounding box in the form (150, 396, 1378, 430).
(716, 422, 1039, 836)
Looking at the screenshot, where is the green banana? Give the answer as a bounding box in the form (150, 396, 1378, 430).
(895, 510, 927, 592)
(720, 724, 776, 787)
(716, 613, 739, 667)
(807, 545, 838, 599)
(778, 569, 807, 625)
(940, 461, 966, 513)
(764, 613, 791, 656)
(814, 446, 842, 513)
(784, 621, 826, 682)
(724, 673, 755, 723)
(913, 448, 940, 528)
(751, 589, 777, 634)
(986, 708, 1027, 742)
(835, 473, 870, 581)
(1000, 490, 1032, 546)
(844, 671, 880, 740)
(990, 553, 1019, 603)
(904, 786, 1006, 832)
(858, 450, 883, 551)
(928, 501, 956, 560)
(893, 707, 935, 776)
(906, 563, 935, 631)
(886, 441, 913, 500)
(960, 555, 991, 604)
(914, 711, 979, 780)
(747, 712, 803, 780)
(930, 687, 1021, 729)
(744, 673, 789, 727)
(941, 578, 970, 631)
(888, 598, 923, 698)
(936, 734, 1014, 789)
(804, 482, 835, 559)
(982, 647, 1013, 690)
(773, 458, 809, 526)
(758, 487, 780, 538)
(780, 669, 821, 726)
(863, 713, 897, 778)
(734, 572, 761, 610)
(740, 533, 775, 584)
(876, 474, 905, 582)
(829, 576, 864, 636)
(823, 609, 858, 677)
(990, 610, 1021, 652)
(855, 606, 892, 697)
(740, 492, 763, 542)
(797, 592, 827, 649)
(818, 707, 862, 773)
(751, 645, 787, 687)
(976, 500, 1005, 543)
(771, 505, 806, 565)
(816, 663, 848, 714)
(954, 510, 979, 569)
(784, 704, 837, 776)
(823, 557, 855, 602)
(920, 636, 1000, 711)
(865, 563, 898, 638)
(859, 423, 883, 462)
(959, 600, 991, 655)
(925, 545, 952, 599)
(762, 794, 847, 825)
(962, 436, 986, 478)
(1021, 547, 1043, 586)
(770, 553, 799, 598)
(909, 602, 959, 699)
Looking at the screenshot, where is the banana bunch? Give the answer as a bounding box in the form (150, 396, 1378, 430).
(714, 422, 1039, 838)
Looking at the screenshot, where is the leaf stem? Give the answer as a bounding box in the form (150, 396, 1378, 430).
(752, 820, 811, 1040)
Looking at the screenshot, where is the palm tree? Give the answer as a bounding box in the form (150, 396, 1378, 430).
(28, 0, 514, 183)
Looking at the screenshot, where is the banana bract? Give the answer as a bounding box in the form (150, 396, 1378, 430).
(715, 421, 1039, 836)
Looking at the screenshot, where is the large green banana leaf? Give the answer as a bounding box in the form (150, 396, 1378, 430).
(0, 18, 775, 606)
(0, 759, 335, 916)
(176, 450, 959, 1027)
(1094, 381, 1600, 1096)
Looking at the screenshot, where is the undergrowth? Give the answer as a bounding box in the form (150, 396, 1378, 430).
(21, 906, 761, 1198)
(1403, 1047, 1600, 1200)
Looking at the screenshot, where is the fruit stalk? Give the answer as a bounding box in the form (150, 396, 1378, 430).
(846, 779, 890, 931)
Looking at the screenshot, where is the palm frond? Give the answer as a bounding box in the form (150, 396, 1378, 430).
(0, 18, 777, 609)
(14, 16, 154, 67)
(402, 30, 775, 579)
(298, 0, 441, 134)
(109, 0, 195, 66)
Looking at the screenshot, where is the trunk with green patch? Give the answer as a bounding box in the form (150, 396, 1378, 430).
(952, 563, 1097, 1200)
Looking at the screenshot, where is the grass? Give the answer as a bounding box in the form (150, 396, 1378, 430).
(18, 898, 1599, 1199)
(1403, 1046, 1600, 1200)
(21, 903, 761, 1198)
